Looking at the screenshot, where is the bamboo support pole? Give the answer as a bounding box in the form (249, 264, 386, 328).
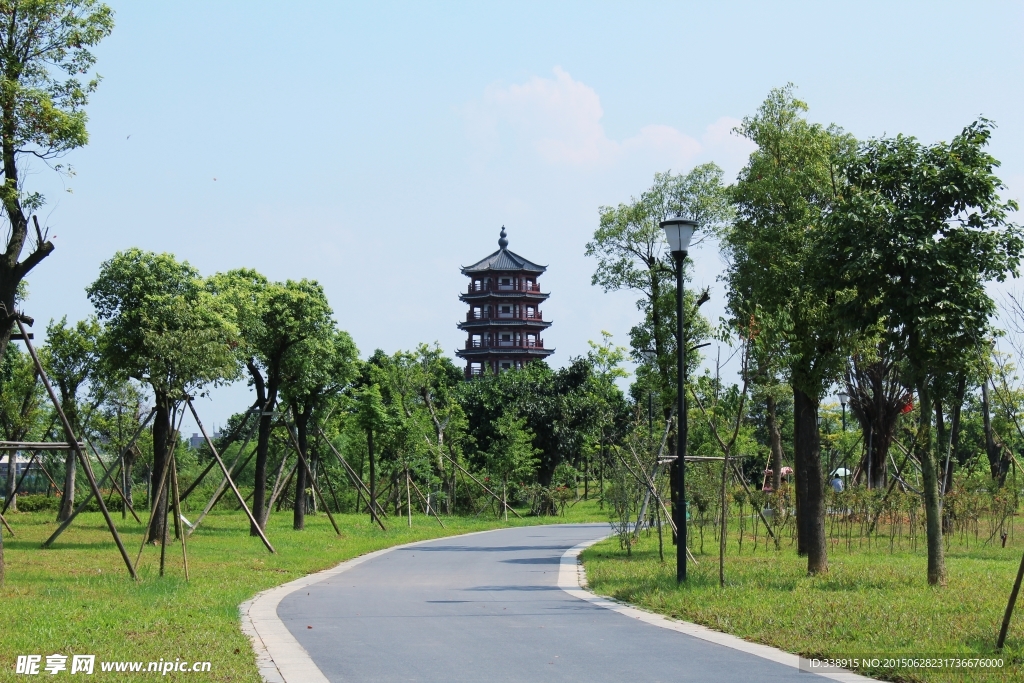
(280, 422, 340, 535)
(185, 397, 275, 553)
(317, 427, 387, 530)
(170, 449, 189, 581)
(17, 318, 137, 580)
(179, 401, 261, 503)
(134, 413, 181, 572)
(439, 450, 522, 519)
(43, 409, 154, 547)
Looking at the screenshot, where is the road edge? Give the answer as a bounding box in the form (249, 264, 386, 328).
(559, 537, 875, 683)
(239, 527, 510, 683)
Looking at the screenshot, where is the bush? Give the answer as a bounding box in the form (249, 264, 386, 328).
(13, 494, 61, 512)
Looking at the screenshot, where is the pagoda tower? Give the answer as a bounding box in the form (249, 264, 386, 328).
(457, 227, 554, 377)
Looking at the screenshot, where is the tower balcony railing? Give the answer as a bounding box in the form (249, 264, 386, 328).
(465, 338, 545, 350)
(467, 282, 542, 294)
(465, 310, 543, 322)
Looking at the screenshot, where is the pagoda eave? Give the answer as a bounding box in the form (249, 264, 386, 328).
(459, 291, 550, 303)
(458, 320, 551, 331)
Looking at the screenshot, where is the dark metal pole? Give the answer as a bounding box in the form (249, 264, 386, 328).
(674, 250, 688, 583)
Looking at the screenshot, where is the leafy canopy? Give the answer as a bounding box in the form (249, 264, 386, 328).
(86, 248, 238, 397)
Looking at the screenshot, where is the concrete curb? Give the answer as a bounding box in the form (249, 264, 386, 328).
(239, 527, 509, 683)
(558, 536, 875, 683)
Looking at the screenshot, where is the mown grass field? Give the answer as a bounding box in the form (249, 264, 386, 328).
(0, 503, 606, 682)
(582, 527, 1024, 683)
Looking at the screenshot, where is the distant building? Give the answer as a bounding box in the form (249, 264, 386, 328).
(456, 227, 554, 377)
(188, 430, 221, 450)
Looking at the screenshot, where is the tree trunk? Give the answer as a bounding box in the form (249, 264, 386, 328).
(5, 453, 16, 512)
(367, 427, 376, 517)
(916, 381, 946, 586)
(943, 375, 966, 495)
(292, 403, 311, 531)
(56, 395, 79, 521)
(123, 447, 136, 517)
(981, 379, 1009, 486)
(767, 394, 783, 491)
(793, 386, 827, 574)
(148, 394, 171, 544)
(250, 366, 273, 535)
(55, 450, 75, 521)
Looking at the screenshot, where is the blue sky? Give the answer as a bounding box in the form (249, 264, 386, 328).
(21, 1, 1024, 429)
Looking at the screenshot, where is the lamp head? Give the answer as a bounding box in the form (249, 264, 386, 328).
(660, 217, 697, 256)
(838, 391, 849, 407)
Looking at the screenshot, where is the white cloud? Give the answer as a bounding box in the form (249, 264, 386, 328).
(464, 67, 755, 176)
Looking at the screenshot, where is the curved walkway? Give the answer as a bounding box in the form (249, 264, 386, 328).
(242, 523, 870, 682)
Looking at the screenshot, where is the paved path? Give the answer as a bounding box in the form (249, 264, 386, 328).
(272, 523, 851, 682)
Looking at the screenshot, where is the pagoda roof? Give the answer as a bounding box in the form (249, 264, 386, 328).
(461, 228, 547, 275)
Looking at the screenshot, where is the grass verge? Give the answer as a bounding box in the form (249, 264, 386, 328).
(581, 531, 1024, 683)
(1, 503, 605, 682)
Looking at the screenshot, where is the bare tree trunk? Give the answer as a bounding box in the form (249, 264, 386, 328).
(5, 454, 15, 512)
(767, 394, 783, 491)
(148, 394, 171, 544)
(250, 367, 274, 535)
(981, 379, 1009, 486)
(55, 451, 76, 521)
(292, 403, 311, 531)
(793, 386, 827, 574)
(367, 427, 376, 517)
(916, 381, 946, 586)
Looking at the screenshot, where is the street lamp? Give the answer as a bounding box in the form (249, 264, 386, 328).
(838, 390, 849, 484)
(661, 216, 697, 583)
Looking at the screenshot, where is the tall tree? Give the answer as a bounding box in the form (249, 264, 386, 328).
(586, 165, 727, 418)
(88, 249, 237, 544)
(208, 271, 333, 534)
(725, 85, 857, 574)
(0, 1, 113, 360)
(281, 327, 358, 530)
(828, 119, 1022, 585)
(42, 315, 99, 521)
(484, 413, 539, 520)
(0, 342, 43, 511)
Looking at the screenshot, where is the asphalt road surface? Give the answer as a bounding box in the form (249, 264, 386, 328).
(277, 523, 827, 682)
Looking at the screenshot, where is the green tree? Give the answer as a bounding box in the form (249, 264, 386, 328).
(87, 249, 237, 544)
(207, 270, 333, 534)
(281, 327, 358, 530)
(42, 315, 99, 520)
(0, 1, 113, 360)
(827, 119, 1022, 585)
(0, 343, 43, 511)
(725, 85, 857, 574)
(586, 165, 726, 419)
(485, 412, 539, 520)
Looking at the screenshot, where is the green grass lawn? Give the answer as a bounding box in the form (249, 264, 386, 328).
(0, 502, 606, 682)
(582, 527, 1024, 683)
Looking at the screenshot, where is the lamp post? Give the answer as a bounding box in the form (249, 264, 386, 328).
(661, 216, 697, 583)
(838, 390, 849, 485)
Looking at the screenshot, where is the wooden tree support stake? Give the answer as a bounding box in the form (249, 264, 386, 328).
(170, 449, 189, 581)
(43, 408, 155, 548)
(280, 422, 340, 535)
(179, 400, 261, 504)
(186, 397, 275, 553)
(135, 411, 183, 573)
(17, 318, 137, 580)
(318, 427, 387, 530)
(407, 474, 445, 528)
(440, 450, 522, 519)
(998, 547, 1024, 649)
(0, 509, 13, 536)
